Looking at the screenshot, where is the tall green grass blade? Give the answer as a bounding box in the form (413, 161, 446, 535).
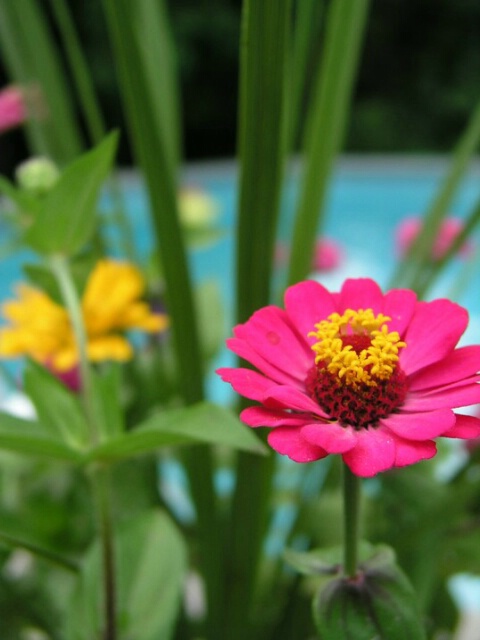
(390, 99, 480, 292)
(48, 0, 106, 146)
(287, 0, 370, 286)
(0, 0, 83, 163)
(288, 0, 325, 151)
(100, 2, 220, 635)
(227, 1, 291, 637)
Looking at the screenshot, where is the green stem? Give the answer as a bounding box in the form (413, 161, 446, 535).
(49, 254, 100, 445)
(342, 463, 361, 578)
(50, 254, 117, 636)
(92, 466, 117, 640)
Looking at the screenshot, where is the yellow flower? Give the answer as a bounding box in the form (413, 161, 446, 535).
(0, 259, 168, 371)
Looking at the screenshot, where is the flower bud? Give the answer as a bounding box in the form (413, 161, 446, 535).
(313, 547, 426, 640)
(15, 156, 60, 196)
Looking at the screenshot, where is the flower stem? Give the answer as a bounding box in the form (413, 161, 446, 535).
(92, 466, 117, 640)
(49, 254, 100, 444)
(342, 463, 361, 578)
(50, 255, 117, 636)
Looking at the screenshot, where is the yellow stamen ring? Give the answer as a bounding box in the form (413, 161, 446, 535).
(309, 308, 406, 388)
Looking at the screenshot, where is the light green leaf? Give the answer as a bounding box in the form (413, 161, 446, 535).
(24, 360, 89, 448)
(0, 411, 81, 461)
(65, 509, 187, 640)
(24, 132, 118, 256)
(86, 401, 268, 464)
(89, 365, 125, 439)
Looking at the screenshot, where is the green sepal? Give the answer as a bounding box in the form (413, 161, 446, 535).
(313, 545, 427, 640)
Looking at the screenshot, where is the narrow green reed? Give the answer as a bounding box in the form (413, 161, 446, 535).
(287, 0, 370, 286)
(227, 1, 290, 636)
(100, 2, 220, 636)
(0, 0, 83, 163)
(49, 254, 118, 639)
(48, 0, 106, 146)
(415, 195, 480, 299)
(390, 99, 480, 292)
(288, 0, 324, 151)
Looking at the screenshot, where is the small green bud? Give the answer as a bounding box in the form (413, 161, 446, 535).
(15, 156, 60, 195)
(313, 547, 427, 640)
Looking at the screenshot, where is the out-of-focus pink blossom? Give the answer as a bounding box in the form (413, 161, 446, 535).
(275, 237, 343, 272)
(0, 86, 27, 133)
(396, 217, 473, 261)
(46, 361, 82, 393)
(312, 237, 343, 272)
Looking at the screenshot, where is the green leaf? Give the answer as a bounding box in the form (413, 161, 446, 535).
(65, 509, 187, 640)
(0, 175, 42, 218)
(0, 411, 81, 461)
(89, 365, 125, 439)
(86, 401, 268, 464)
(24, 132, 118, 256)
(24, 360, 89, 448)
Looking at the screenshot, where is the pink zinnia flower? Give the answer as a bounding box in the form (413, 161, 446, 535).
(396, 216, 473, 261)
(217, 278, 480, 477)
(0, 85, 27, 133)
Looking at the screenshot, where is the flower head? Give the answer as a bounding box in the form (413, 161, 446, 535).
(0, 259, 169, 372)
(396, 216, 473, 261)
(312, 237, 343, 272)
(217, 278, 480, 477)
(0, 86, 27, 133)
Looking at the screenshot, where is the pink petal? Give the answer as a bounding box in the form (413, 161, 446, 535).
(405, 382, 480, 411)
(216, 367, 276, 402)
(263, 385, 328, 416)
(382, 288, 417, 336)
(301, 422, 358, 454)
(284, 280, 336, 345)
(400, 299, 469, 375)
(336, 278, 384, 315)
(409, 345, 480, 391)
(226, 337, 307, 387)
(393, 437, 437, 467)
(233, 306, 313, 379)
(380, 408, 455, 441)
(342, 428, 396, 477)
(240, 406, 313, 428)
(443, 413, 480, 439)
(267, 426, 328, 463)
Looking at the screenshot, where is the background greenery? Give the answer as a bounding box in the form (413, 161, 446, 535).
(1, 0, 480, 174)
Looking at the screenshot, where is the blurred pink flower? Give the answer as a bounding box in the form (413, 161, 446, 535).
(0, 86, 27, 133)
(396, 217, 473, 261)
(217, 278, 480, 477)
(312, 237, 343, 272)
(275, 237, 343, 272)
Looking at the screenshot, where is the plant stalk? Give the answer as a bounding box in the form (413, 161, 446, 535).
(342, 463, 361, 578)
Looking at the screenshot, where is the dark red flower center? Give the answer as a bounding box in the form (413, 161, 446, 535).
(305, 363, 408, 429)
